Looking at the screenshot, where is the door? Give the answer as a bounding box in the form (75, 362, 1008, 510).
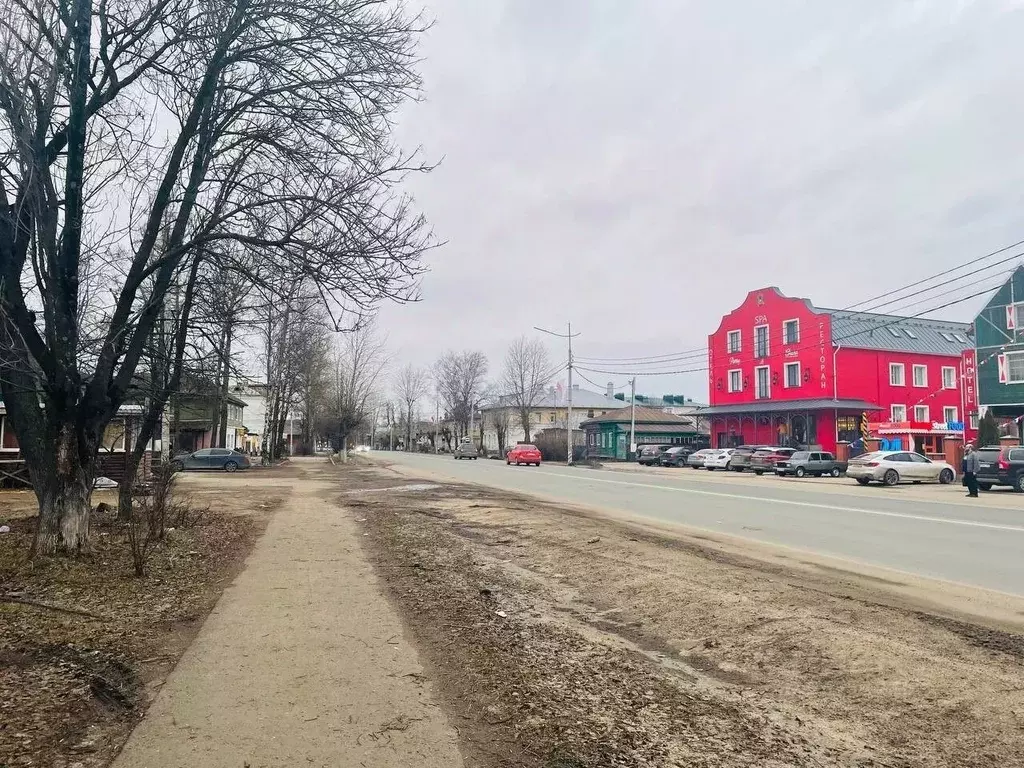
(189, 448, 211, 468)
(210, 448, 231, 468)
(907, 452, 933, 480)
(810, 452, 826, 473)
(617, 433, 627, 460)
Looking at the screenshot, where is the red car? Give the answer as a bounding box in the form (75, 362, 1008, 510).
(507, 444, 542, 466)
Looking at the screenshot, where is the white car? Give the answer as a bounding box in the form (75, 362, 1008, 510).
(703, 449, 735, 471)
(846, 450, 956, 487)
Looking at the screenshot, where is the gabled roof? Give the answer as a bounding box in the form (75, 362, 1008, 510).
(581, 405, 695, 427)
(825, 309, 971, 355)
(482, 387, 628, 411)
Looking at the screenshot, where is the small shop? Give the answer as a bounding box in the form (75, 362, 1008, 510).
(867, 421, 966, 458)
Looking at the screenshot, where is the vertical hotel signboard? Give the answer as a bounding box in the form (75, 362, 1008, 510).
(961, 349, 977, 436)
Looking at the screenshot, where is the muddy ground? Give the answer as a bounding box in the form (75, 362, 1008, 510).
(347, 461, 1024, 768)
(0, 471, 289, 768)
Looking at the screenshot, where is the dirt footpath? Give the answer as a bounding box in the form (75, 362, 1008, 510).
(112, 460, 462, 768)
(350, 461, 1024, 768)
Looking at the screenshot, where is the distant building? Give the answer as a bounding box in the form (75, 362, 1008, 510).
(701, 287, 974, 456)
(971, 265, 1024, 440)
(480, 384, 628, 453)
(581, 406, 705, 461)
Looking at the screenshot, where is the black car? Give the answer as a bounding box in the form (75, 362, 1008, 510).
(974, 445, 1024, 491)
(637, 445, 672, 466)
(658, 446, 692, 467)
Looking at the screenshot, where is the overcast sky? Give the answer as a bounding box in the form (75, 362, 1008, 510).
(378, 0, 1024, 402)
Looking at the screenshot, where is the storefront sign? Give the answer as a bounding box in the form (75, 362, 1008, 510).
(961, 350, 977, 412)
(818, 321, 827, 390)
(870, 421, 963, 434)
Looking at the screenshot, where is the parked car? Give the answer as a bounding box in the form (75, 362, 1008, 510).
(775, 450, 845, 478)
(454, 442, 479, 460)
(658, 446, 692, 467)
(171, 448, 250, 473)
(507, 443, 542, 466)
(749, 447, 795, 475)
(703, 449, 735, 471)
(974, 445, 1024, 491)
(846, 451, 956, 486)
(686, 448, 715, 468)
(637, 445, 672, 466)
(728, 445, 768, 472)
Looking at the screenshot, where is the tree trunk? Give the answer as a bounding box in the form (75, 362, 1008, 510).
(218, 323, 233, 448)
(521, 409, 531, 444)
(32, 428, 93, 555)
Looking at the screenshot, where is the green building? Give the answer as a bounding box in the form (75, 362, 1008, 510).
(974, 265, 1024, 438)
(582, 406, 705, 461)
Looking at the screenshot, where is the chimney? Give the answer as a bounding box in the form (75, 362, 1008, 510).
(606, 381, 614, 398)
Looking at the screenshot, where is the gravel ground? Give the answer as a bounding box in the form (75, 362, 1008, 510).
(348, 462, 1024, 768)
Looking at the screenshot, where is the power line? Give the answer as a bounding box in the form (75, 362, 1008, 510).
(573, 237, 1024, 366)
(575, 281, 1002, 379)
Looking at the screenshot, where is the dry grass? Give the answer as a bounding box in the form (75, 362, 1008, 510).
(0, 482, 280, 767)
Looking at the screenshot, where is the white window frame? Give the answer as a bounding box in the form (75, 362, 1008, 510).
(782, 318, 800, 345)
(889, 363, 905, 387)
(754, 365, 771, 400)
(912, 364, 927, 388)
(913, 405, 929, 422)
(891, 404, 907, 422)
(754, 324, 770, 359)
(784, 361, 800, 388)
(941, 366, 956, 389)
(969, 412, 978, 429)
(943, 406, 958, 423)
(726, 330, 741, 354)
(727, 369, 742, 393)
(0, 416, 17, 452)
(1006, 351, 1024, 384)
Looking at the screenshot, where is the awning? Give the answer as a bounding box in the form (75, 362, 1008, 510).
(869, 421, 965, 435)
(698, 398, 880, 416)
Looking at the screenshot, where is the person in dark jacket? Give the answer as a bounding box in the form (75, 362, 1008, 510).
(963, 445, 980, 497)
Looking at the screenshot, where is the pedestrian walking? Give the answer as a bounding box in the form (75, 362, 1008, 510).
(963, 445, 980, 498)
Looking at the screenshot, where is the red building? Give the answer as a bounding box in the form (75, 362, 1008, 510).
(703, 287, 976, 455)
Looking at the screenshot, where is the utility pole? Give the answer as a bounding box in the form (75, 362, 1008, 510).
(629, 377, 637, 460)
(535, 322, 581, 466)
(435, 397, 440, 454)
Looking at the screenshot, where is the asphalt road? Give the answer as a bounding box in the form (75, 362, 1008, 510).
(378, 452, 1024, 597)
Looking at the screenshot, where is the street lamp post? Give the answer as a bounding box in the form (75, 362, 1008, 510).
(535, 323, 580, 466)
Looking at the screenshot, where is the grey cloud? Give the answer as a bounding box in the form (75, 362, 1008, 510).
(379, 0, 1024, 401)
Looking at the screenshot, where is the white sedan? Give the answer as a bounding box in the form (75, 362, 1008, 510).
(703, 449, 735, 471)
(846, 451, 956, 487)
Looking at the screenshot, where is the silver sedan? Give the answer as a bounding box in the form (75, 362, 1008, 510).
(846, 451, 956, 487)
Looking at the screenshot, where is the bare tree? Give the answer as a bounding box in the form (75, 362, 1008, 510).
(394, 364, 428, 452)
(434, 351, 488, 444)
(501, 337, 552, 444)
(330, 324, 387, 459)
(487, 405, 512, 455)
(0, 0, 431, 553)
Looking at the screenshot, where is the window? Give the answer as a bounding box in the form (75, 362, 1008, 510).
(943, 407, 958, 423)
(783, 319, 799, 345)
(1011, 448, 1024, 462)
(952, 333, 967, 344)
(903, 328, 918, 339)
(969, 412, 978, 429)
(549, 413, 555, 423)
(914, 406, 929, 422)
(784, 362, 800, 388)
(754, 325, 769, 358)
(587, 410, 594, 418)
(102, 422, 126, 451)
(891, 404, 907, 422)
(889, 363, 905, 386)
(0, 416, 18, 451)
(912, 365, 927, 387)
(755, 366, 770, 400)
(887, 326, 902, 338)
(728, 369, 742, 393)
(940, 332, 955, 342)
(942, 366, 956, 389)
(727, 330, 741, 354)
(1005, 352, 1024, 384)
